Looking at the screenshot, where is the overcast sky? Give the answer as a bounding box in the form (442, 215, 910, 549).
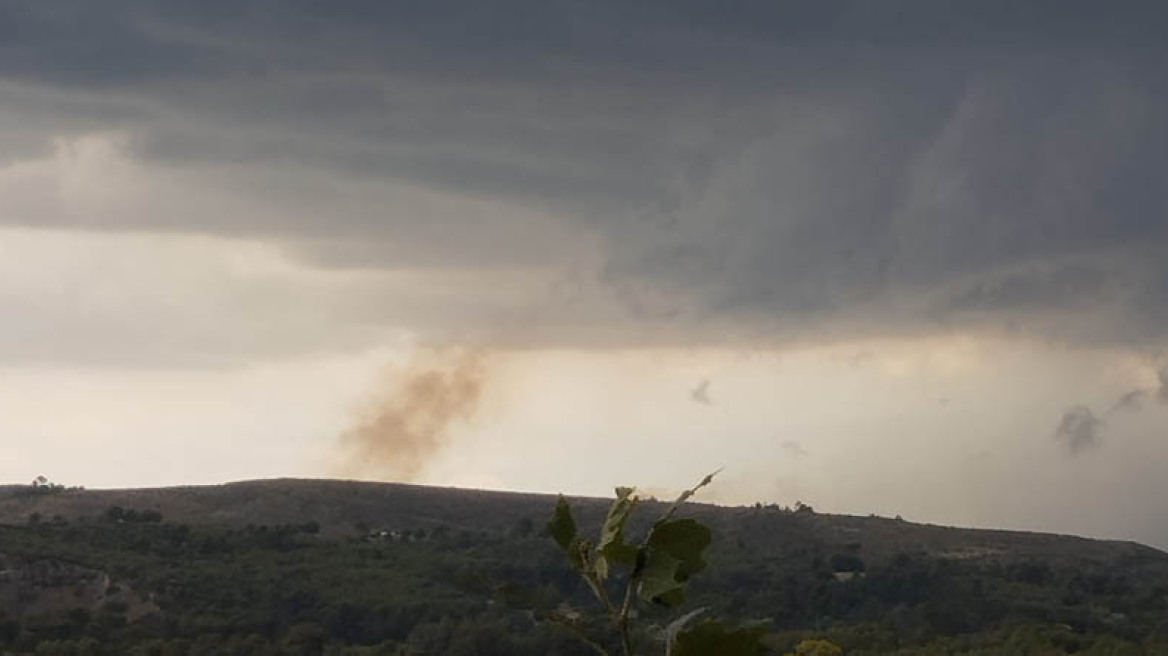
(2, 1, 1168, 547)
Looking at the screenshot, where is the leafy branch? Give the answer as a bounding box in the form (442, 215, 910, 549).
(546, 471, 765, 656)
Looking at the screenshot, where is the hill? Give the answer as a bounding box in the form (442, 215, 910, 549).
(3, 477, 1157, 561)
(2, 479, 1167, 654)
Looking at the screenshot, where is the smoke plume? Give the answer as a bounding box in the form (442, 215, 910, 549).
(338, 348, 488, 482)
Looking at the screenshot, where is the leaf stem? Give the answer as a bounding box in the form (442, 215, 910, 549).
(617, 579, 636, 656)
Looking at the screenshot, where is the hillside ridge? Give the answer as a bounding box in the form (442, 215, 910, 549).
(1, 477, 1161, 561)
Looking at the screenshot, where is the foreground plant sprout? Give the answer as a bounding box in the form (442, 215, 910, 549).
(545, 471, 767, 656)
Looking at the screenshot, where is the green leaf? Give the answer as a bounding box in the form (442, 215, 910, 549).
(595, 486, 638, 580)
(650, 518, 711, 581)
(655, 470, 720, 528)
(637, 548, 684, 604)
(599, 487, 636, 550)
(637, 518, 711, 606)
(604, 541, 640, 568)
(695, 470, 719, 489)
(547, 495, 577, 553)
(569, 539, 609, 605)
(655, 586, 686, 607)
(671, 619, 767, 656)
(568, 538, 592, 572)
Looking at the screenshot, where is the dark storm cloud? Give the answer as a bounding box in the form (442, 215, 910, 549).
(3, 1, 1168, 348)
(946, 265, 1115, 314)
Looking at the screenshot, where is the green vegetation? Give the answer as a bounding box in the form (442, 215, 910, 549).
(10, 477, 83, 499)
(0, 515, 590, 655)
(541, 472, 767, 655)
(1, 480, 1168, 654)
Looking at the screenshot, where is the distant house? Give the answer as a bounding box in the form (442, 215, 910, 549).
(364, 528, 426, 542)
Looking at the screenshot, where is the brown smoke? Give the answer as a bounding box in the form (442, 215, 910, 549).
(337, 348, 488, 482)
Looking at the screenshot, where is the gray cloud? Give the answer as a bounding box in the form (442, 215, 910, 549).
(780, 440, 808, 458)
(1106, 365, 1168, 415)
(690, 379, 712, 406)
(1060, 364, 1168, 449)
(946, 265, 1115, 314)
(1108, 389, 1149, 416)
(1054, 405, 1104, 455)
(2, 1, 1168, 360)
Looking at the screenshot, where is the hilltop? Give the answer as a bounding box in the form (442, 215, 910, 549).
(2, 479, 1167, 654)
(1, 477, 1159, 566)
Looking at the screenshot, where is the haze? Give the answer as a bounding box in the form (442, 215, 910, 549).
(2, 2, 1168, 548)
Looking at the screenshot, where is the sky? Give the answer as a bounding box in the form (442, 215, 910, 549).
(2, 1, 1168, 547)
